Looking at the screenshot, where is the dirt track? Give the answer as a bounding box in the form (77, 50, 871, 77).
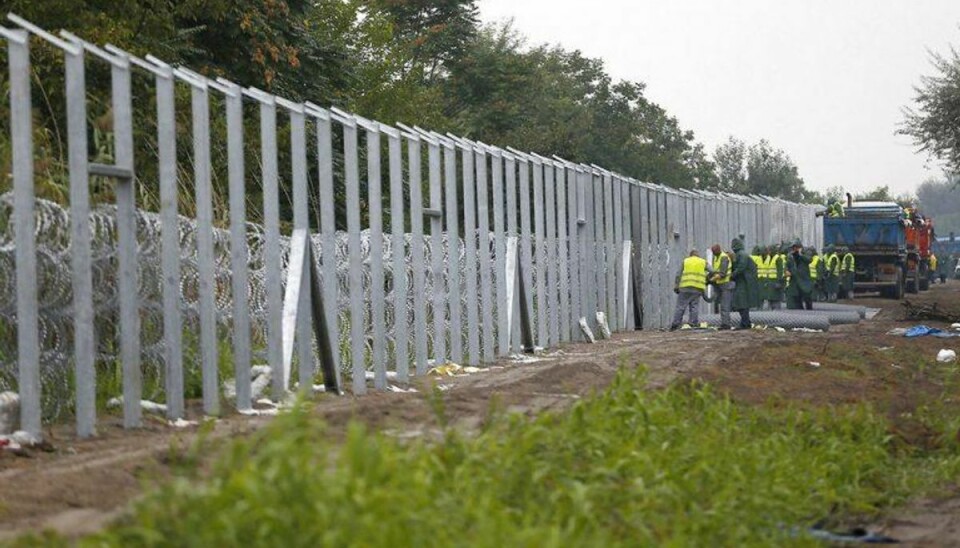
(4, 283, 960, 543)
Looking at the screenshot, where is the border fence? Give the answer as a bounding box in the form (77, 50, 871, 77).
(0, 15, 822, 438)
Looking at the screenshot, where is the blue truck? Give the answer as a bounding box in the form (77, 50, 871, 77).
(822, 201, 908, 299)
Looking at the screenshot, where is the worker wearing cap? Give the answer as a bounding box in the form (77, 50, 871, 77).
(670, 249, 707, 331)
(709, 244, 734, 330)
(839, 246, 856, 299)
(787, 240, 814, 310)
(731, 238, 759, 329)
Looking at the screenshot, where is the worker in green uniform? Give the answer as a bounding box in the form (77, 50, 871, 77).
(669, 249, 707, 331)
(824, 244, 840, 302)
(937, 252, 950, 284)
(787, 240, 814, 310)
(839, 246, 856, 299)
(730, 238, 760, 329)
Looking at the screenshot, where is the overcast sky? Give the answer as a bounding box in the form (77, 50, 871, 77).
(479, 0, 960, 196)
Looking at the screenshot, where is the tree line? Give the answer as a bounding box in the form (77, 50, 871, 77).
(0, 0, 839, 212)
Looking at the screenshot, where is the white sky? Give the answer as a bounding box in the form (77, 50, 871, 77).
(479, 0, 960, 196)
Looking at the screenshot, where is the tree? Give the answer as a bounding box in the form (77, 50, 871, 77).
(443, 22, 715, 188)
(711, 137, 748, 193)
(917, 177, 960, 235)
(366, 0, 479, 83)
(706, 138, 811, 201)
(901, 41, 960, 174)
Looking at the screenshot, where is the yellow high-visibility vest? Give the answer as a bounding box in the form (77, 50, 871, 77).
(826, 253, 840, 276)
(712, 254, 731, 285)
(810, 255, 820, 280)
(774, 254, 787, 280)
(679, 256, 707, 290)
(841, 253, 855, 272)
(931, 254, 939, 271)
(761, 256, 777, 279)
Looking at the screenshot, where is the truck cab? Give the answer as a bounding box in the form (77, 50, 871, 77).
(822, 201, 906, 299)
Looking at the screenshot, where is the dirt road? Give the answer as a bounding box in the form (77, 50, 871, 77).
(3, 283, 960, 543)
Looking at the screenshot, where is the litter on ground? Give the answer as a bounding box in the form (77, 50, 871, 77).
(0, 391, 20, 435)
(889, 325, 960, 338)
(106, 397, 167, 415)
(937, 349, 957, 363)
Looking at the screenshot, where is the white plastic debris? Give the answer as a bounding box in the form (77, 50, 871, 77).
(250, 369, 272, 400)
(388, 385, 418, 394)
(364, 371, 399, 381)
(595, 312, 612, 339)
(10, 430, 41, 446)
(509, 353, 554, 364)
(952, 323, 960, 331)
(578, 317, 596, 343)
(106, 396, 168, 415)
(223, 365, 273, 401)
(937, 349, 957, 363)
(238, 408, 279, 417)
(0, 391, 20, 435)
(808, 362, 821, 368)
(168, 418, 198, 428)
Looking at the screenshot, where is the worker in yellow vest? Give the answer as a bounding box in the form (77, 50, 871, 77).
(839, 246, 856, 299)
(809, 247, 825, 301)
(752, 246, 768, 310)
(824, 244, 840, 302)
(709, 244, 734, 330)
(929, 253, 938, 285)
(670, 249, 708, 331)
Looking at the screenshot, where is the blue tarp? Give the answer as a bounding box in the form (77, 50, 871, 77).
(898, 325, 960, 338)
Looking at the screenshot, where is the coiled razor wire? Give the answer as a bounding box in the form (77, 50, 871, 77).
(0, 193, 588, 419)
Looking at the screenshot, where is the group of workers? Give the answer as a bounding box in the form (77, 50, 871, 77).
(670, 238, 858, 331)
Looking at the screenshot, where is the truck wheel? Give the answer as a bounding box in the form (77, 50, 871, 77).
(906, 271, 919, 295)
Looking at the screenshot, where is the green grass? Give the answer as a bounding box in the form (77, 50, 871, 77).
(18, 368, 960, 547)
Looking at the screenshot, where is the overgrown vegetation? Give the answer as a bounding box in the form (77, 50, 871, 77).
(18, 368, 960, 546)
